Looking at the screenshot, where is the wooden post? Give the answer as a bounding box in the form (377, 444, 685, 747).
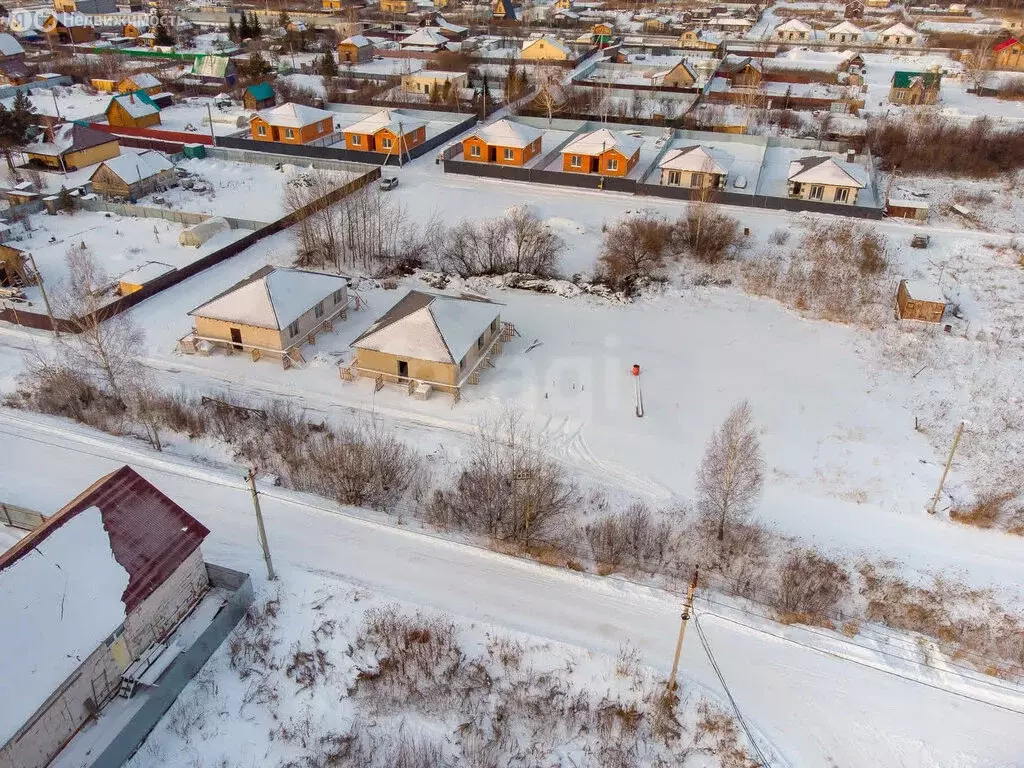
(928, 421, 965, 515)
(667, 567, 699, 691)
(27, 253, 59, 337)
(246, 469, 276, 580)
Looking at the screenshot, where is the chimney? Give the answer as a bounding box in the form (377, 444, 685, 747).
(846, 149, 856, 162)
(129, 92, 135, 103)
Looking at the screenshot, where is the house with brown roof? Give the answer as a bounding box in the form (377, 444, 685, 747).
(0, 467, 216, 768)
(25, 122, 121, 171)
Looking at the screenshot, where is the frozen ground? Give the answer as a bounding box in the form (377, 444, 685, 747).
(2, 85, 110, 121)
(0, 413, 1021, 768)
(141, 158, 356, 222)
(156, 97, 252, 137)
(9, 210, 251, 306)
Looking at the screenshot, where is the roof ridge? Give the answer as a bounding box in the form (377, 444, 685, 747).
(424, 295, 456, 364)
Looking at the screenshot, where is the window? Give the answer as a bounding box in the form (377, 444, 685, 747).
(257, 124, 266, 136)
(834, 187, 850, 203)
(351, 134, 361, 145)
(791, 182, 802, 196)
(690, 172, 702, 188)
(809, 185, 825, 200)
(829, 33, 835, 40)
(314, 301, 324, 319)
(287, 320, 300, 338)
(333, 288, 344, 304)
(285, 128, 295, 139)
(503, 148, 514, 160)
(470, 144, 481, 157)
(381, 137, 393, 149)
(607, 158, 619, 172)
(570, 155, 581, 168)
(667, 170, 681, 186)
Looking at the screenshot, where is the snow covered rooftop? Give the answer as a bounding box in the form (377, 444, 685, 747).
(0, 466, 209, 747)
(400, 27, 449, 47)
(903, 279, 946, 304)
(341, 34, 372, 47)
(345, 109, 426, 136)
(826, 20, 863, 34)
(466, 119, 543, 148)
(413, 69, 468, 81)
(787, 156, 867, 188)
(122, 72, 161, 89)
(253, 102, 335, 128)
(28, 123, 118, 158)
(659, 145, 729, 175)
(91, 150, 174, 184)
(0, 33, 25, 56)
(775, 18, 812, 32)
(189, 265, 349, 330)
(352, 290, 501, 365)
(523, 35, 571, 56)
(563, 128, 642, 158)
(881, 22, 917, 36)
(108, 92, 159, 118)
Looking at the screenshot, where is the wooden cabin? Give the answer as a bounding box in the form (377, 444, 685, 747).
(25, 123, 121, 171)
(243, 82, 275, 111)
(896, 280, 945, 323)
(337, 34, 374, 63)
(105, 91, 161, 129)
(89, 150, 176, 201)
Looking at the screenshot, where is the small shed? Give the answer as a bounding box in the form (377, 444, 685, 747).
(118, 261, 175, 294)
(179, 217, 230, 247)
(887, 198, 929, 221)
(896, 279, 945, 323)
(244, 82, 275, 111)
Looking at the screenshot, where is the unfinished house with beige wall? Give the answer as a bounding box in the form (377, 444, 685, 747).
(786, 155, 867, 205)
(0, 466, 212, 768)
(345, 290, 514, 402)
(184, 266, 350, 367)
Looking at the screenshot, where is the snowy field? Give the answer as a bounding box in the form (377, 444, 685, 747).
(3, 85, 110, 121)
(0, 412, 1020, 768)
(156, 97, 252, 137)
(10, 210, 252, 306)
(139, 158, 357, 222)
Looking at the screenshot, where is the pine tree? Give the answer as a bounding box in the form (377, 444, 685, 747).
(58, 186, 75, 214)
(154, 21, 174, 46)
(238, 13, 251, 40)
(0, 91, 36, 174)
(247, 50, 272, 79)
(319, 51, 339, 78)
(249, 12, 262, 38)
(227, 16, 238, 42)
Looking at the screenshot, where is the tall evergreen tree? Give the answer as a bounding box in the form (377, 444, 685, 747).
(238, 12, 251, 40)
(249, 12, 262, 38)
(247, 50, 272, 79)
(227, 16, 238, 42)
(319, 51, 339, 78)
(0, 91, 36, 174)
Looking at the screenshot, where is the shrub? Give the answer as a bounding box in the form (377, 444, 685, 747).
(434, 206, 563, 277)
(774, 549, 850, 624)
(586, 502, 681, 575)
(676, 204, 742, 264)
(597, 213, 676, 284)
(949, 492, 1014, 530)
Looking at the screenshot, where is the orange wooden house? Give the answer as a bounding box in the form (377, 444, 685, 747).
(561, 128, 642, 177)
(462, 119, 543, 167)
(250, 103, 336, 144)
(105, 91, 161, 129)
(342, 110, 427, 155)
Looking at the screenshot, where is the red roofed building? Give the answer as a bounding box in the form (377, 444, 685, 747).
(994, 38, 1024, 71)
(0, 466, 212, 768)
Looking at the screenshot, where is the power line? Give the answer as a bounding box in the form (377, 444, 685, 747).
(693, 612, 772, 767)
(2, 421, 1024, 705)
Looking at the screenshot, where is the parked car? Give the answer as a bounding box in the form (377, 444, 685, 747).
(380, 176, 399, 191)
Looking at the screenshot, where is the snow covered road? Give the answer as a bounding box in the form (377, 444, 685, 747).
(1, 410, 1022, 767)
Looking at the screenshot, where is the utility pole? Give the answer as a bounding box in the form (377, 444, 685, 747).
(27, 253, 59, 337)
(928, 420, 966, 515)
(245, 468, 277, 580)
(206, 102, 216, 145)
(667, 567, 699, 691)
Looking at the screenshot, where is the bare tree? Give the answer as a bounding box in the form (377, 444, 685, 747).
(435, 206, 563, 277)
(696, 401, 764, 542)
(50, 244, 146, 405)
(428, 410, 579, 549)
(597, 213, 675, 284)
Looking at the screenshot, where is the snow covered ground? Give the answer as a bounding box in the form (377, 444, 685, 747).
(156, 97, 252, 137)
(2, 85, 110, 121)
(0, 413, 1021, 768)
(9, 210, 252, 307)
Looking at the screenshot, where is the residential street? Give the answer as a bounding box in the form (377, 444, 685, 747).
(1, 409, 1021, 768)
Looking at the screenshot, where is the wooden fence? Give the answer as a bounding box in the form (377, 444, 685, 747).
(0, 166, 381, 333)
